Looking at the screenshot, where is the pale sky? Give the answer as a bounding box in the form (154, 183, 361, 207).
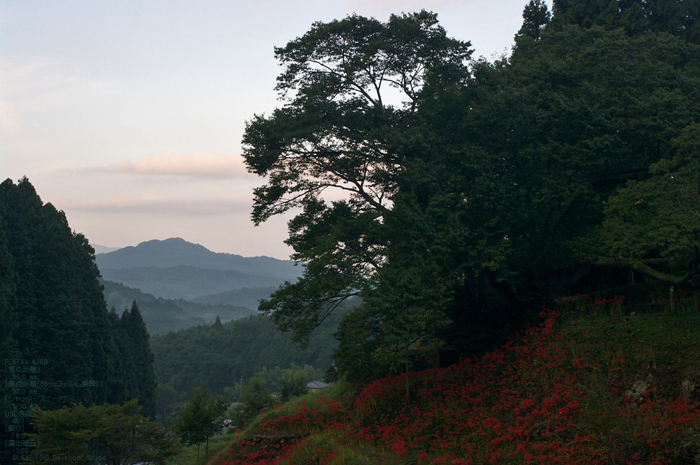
(1, 0, 535, 259)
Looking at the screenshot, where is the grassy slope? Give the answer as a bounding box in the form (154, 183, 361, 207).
(174, 307, 700, 465)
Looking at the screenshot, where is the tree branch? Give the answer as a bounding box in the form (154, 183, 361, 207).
(581, 255, 691, 284)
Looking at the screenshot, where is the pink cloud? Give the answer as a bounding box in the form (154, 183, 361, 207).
(110, 152, 250, 178)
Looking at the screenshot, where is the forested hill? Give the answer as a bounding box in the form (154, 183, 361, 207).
(150, 308, 346, 420)
(102, 279, 256, 334)
(0, 178, 158, 464)
(96, 238, 302, 301)
(96, 237, 301, 278)
(99, 265, 286, 301)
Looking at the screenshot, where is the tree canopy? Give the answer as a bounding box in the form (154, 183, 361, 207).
(243, 6, 700, 382)
(0, 178, 159, 464)
(173, 385, 228, 458)
(25, 399, 180, 465)
(243, 11, 472, 348)
(550, 0, 700, 43)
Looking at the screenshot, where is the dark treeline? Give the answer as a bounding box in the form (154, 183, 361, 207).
(242, 1, 700, 382)
(0, 178, 156, 464)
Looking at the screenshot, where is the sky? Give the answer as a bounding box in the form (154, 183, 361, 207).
(1, 0, 536, 259)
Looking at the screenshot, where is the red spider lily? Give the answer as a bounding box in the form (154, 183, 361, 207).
(214, 306, 700, 465)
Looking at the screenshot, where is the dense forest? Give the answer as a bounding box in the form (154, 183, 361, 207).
(0, 178, 157, 463)
(242, 0, 700, 382)
(149, 302, 351, 421)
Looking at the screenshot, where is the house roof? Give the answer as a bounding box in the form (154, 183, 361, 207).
(307, 380, 331, 390)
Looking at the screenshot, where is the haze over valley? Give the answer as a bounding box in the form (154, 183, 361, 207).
(96, 237, 303, 333)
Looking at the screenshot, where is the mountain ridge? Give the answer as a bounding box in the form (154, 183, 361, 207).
(95, 238, 302, 301)
(99, 265, 286, 300)
(92, 244, 122, 254)
(102, 279, 256, 334)
(95, 238, 300, 276)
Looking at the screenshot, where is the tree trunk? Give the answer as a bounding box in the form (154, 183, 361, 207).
(405, 348, 410, 399)
(670, 286, 675, 313)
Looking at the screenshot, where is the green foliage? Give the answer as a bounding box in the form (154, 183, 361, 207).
(101, 279, 256, 334)
(25, 398, 180, 465)
(100, 265, 288, 301)
(173, 385, 228, 458)
(516, 0, 551, 41)
(230, 377, 275, 427)
(241, 10, 700, 383)
(585, 123, 700, 287)
(0, 178, 111, 408)
(0, 178, 159, 464)
(470, 26, 700, 301)
(123, 302, 157, 416)
(243, 11, 472, 353)
(279, 369, 311, 403)
(215, 312, 700, 465)
(549, 0, 700, 44)
(105, 302, 158, 416)
(150, 313, 338, 421)
(224, 363, 319, 405)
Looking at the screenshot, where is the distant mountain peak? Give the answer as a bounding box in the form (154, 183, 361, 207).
(137, 237, 209, 249)
(95, 238, 302, 292)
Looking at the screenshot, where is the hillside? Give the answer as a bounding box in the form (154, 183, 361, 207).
(191, 286, 279, 310)
(198, 307, 700, 465)
(93, 244, 122, 254)
(102, 280, 256, 334)
(96, 237, 301, 277)
(150, 310, 346, 421)
(0, 178, 159, 464)
(96, 238, 301, 301)
(100, 265, 287, 301)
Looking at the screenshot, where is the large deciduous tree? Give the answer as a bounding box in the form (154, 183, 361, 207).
(584, 123, 700, 296)
(242, 11, 472, 349)
(243, 6, 700, 382)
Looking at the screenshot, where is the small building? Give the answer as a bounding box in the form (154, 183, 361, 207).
(307, 380, 331, 392)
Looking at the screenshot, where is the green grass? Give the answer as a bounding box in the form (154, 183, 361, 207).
(560, 312, 700, 395)
(166, 432, 237, 465)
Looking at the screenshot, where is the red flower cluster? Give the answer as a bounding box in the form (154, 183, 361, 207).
(213, 396, 350, 465)
(352, 310, 605, 463)
(214, 309, 700, 465)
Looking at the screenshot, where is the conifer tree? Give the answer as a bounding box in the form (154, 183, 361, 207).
(0, 178, 160, 464)
(516, 0, 551, 41)
(122, 301, 157, 417)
